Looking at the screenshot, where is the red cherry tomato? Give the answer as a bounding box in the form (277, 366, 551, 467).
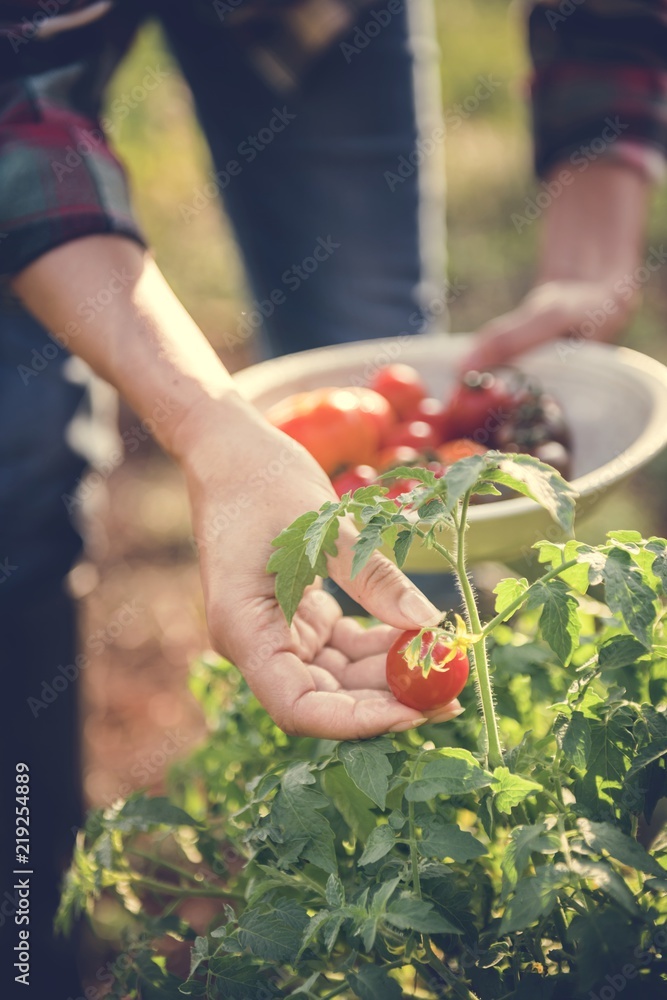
(445, 368, 522, 443)
(386, 628, 470, 711)
(383, 420, 439, 451)
(408, 396, 453, 442)
(266, 387, 378, 475)
(376, 445, 422, 472)
(369, 364, 427, 420)
(331, 465, 378, 498)
(437, 439, 488, 467)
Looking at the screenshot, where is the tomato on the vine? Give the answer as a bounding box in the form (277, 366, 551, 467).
(369, 364, 427, 419)
(386, 628, 470, 711)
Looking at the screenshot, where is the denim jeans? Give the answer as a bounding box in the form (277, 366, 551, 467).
(0, 2, 444, 994)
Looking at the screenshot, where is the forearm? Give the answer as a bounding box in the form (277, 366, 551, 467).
(10, 235, 258, 468)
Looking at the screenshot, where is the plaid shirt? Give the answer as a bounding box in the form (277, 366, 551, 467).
(1, 0, 666, 278)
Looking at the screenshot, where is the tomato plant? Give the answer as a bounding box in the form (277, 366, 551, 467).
(386, 627, 470, 710)
(59, 452, 667, 1000)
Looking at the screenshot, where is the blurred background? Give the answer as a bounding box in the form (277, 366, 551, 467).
(76, 0, 667, 830)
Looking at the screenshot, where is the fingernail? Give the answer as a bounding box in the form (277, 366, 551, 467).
(399, 590, 441, 626)
(429, 705, 465, 723)
(390, 717, 428, 732)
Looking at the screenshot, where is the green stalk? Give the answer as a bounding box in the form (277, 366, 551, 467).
(408, 797, 422, 900)
(479, 558, 579, 638)
(454, 493, 504, 770)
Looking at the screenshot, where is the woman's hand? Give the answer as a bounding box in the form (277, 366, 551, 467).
(181, 397, 463, 739)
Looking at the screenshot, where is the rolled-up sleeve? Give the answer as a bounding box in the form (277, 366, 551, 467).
(0, 68, 145, 277)
(527, 0, 667, 181)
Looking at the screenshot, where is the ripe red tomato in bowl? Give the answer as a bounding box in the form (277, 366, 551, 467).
(266, 387, 378, 475)
(376, 445, 422, 471)
(386, 628, 469, 711)
(408, 396, 452, 442)
(446, 368, 528, 443)
(383, 420, 439, 451)
(349, 387, 396, 443)
(437, 439, 488, 467)
(369, 364, 427, 419)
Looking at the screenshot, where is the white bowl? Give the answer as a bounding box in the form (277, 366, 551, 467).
(234, 334, 667, 569)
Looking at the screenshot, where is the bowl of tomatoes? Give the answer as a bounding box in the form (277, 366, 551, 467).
(234, 334, 667, 568)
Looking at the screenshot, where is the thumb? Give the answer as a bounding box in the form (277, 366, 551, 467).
(327, 521, 441, 629)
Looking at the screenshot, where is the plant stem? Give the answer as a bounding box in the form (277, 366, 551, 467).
(479, 558, 579, 638)
(454, 492, 504, 770)
(407, 797, 422, 900)
(128, 874, 242, 900)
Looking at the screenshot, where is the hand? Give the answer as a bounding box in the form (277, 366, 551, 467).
(182, 396, 463, 739)
(459, 277, 639, 373)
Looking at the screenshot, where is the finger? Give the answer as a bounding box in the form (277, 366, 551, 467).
(460, 315, 556, 373)
(330, 618, 400, 659)
(424, 698, 464, 723)
(328, 520, 441, 631)
(313, 651, 389, 690)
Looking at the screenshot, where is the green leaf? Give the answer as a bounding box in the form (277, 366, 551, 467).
(352, 518, 388, 578)
(501, 822, 560, 897)
(321, 765, 377, 841)
(348, 966, 403, 1000)
(625, 738, 667, 782)
(443, 454, 489, 510)
(493, 577, 529, 621)
(576, 818, 666, 877)
(268, 511, 333, 624)
(598, 634, 649, 670)
(393, 529, 413, 569)
(385, 894, 462, 934)
(499, 864, 568, 934)
(553, 712, 591, 769)
(602, 547, 657, 647)
(492, 767, 543, 813)
(405, 748, 495, 801)
(208, 957, 278, 999)
(325, 873, 345, 908)
(527, 579, 580, 665)
(580, 714, 634, 799)
(237, 897, 309, 962)
(271, 763, 337, 874)
(338, 739, 394, 809)
(647, 537, 667, 591)
(417, 818, 488, 862)
(486, 452, 578, 532)
(115, 796, 198, 833)
(359, 825, 396, 866)
(379, 465, 435, 483)
(569, 857, 641, 917)
(188, 936, 208, 979)
(303, 501, 343, 566)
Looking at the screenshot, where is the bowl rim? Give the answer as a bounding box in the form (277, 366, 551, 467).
(234, 336, 667, 523)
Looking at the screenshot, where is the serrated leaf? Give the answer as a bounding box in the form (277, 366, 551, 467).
(271, 763, 337, 874)
(268, 511, 332, 624)
(598, 634, 649, 670)
(417, 819, 488, 862)
(493, 577, 529, 621)
(527, 579, 580, 665)
(581, 714, 634, 792)
(569, 857, 641, 917)
(348, 965, 403, 1000)
(553, 711, 591, 769)
(188, 936, 208, 979)
(385, 894, 462, 934)
(486, 452, 577, 531)
(625, 738, 667, 782)
(303, 501, 343, 566)
(501, 822, 560, 897)
(208, 957, 277, 999)
(499, 864, 568, 934)
(647, 538, 667, 591)
(321, 766, 377, 841)
(115, 796, 197, 833)
(325, 873, 345, 907)
(359, 825, 396, 866)
(405, 749, 495, 801)
(352, 518, 388, 578)
(237, 898, 309, 962)
(443, 454, 489, 510)
(393, 528, 413, 568)
(492, 767, 543, 813)
(603, 547, 656, 647)
(576, 819, 666, 877)
(338, 739, 394, 809)
(288, 971, 321, 997)
(379, 465, 434, 483)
